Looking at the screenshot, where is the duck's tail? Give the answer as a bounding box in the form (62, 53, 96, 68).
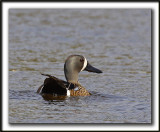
(37, 84, 44, 93)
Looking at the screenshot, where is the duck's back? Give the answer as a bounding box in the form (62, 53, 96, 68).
(37, 74, 66, 95)
(37, 73, 77, 96)
(42, 77, 67, 95)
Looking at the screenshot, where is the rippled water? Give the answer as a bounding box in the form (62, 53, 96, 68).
(9, 9, 151, 123)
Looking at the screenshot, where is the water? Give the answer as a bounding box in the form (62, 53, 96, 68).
(9, 9, 151, 123)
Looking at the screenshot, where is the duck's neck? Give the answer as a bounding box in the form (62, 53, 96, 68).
(65, 71, 79, 84)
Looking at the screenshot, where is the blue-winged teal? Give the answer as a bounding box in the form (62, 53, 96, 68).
(37, 55, 102, 96)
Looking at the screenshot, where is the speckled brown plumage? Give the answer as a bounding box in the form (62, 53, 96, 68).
(69, 83, 91, 96)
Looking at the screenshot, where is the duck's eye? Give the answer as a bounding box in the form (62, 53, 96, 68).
(80, 58, 84, 62)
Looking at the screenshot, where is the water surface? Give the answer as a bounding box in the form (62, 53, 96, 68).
(9, 9, 151, 123)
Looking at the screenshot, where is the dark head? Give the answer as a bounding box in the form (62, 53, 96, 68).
(64, 55, 102, 84)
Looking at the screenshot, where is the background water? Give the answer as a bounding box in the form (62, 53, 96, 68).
(9, 9, 151, 123)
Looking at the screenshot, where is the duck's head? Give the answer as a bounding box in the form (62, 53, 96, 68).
(64, 55, 102, 84)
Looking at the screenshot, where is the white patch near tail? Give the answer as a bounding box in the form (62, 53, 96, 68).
(67, 89, 70, 96)
(81, 57, 87, 71)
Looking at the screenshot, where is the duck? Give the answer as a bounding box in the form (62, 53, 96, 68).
(37, 55, 102, 97)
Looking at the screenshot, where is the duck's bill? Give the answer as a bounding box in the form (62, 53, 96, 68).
(84, 62, 102, 73)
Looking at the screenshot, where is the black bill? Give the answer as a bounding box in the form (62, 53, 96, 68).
(84, 62, 102, 73)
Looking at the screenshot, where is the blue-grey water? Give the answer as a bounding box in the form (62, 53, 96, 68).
(9, 9, 151, 123)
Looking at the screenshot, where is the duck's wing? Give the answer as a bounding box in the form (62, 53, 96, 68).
(37, 73, 67, 95)
(40, 73, 77, 89)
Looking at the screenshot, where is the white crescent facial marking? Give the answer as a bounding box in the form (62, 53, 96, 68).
(81, 57, 87, 71)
